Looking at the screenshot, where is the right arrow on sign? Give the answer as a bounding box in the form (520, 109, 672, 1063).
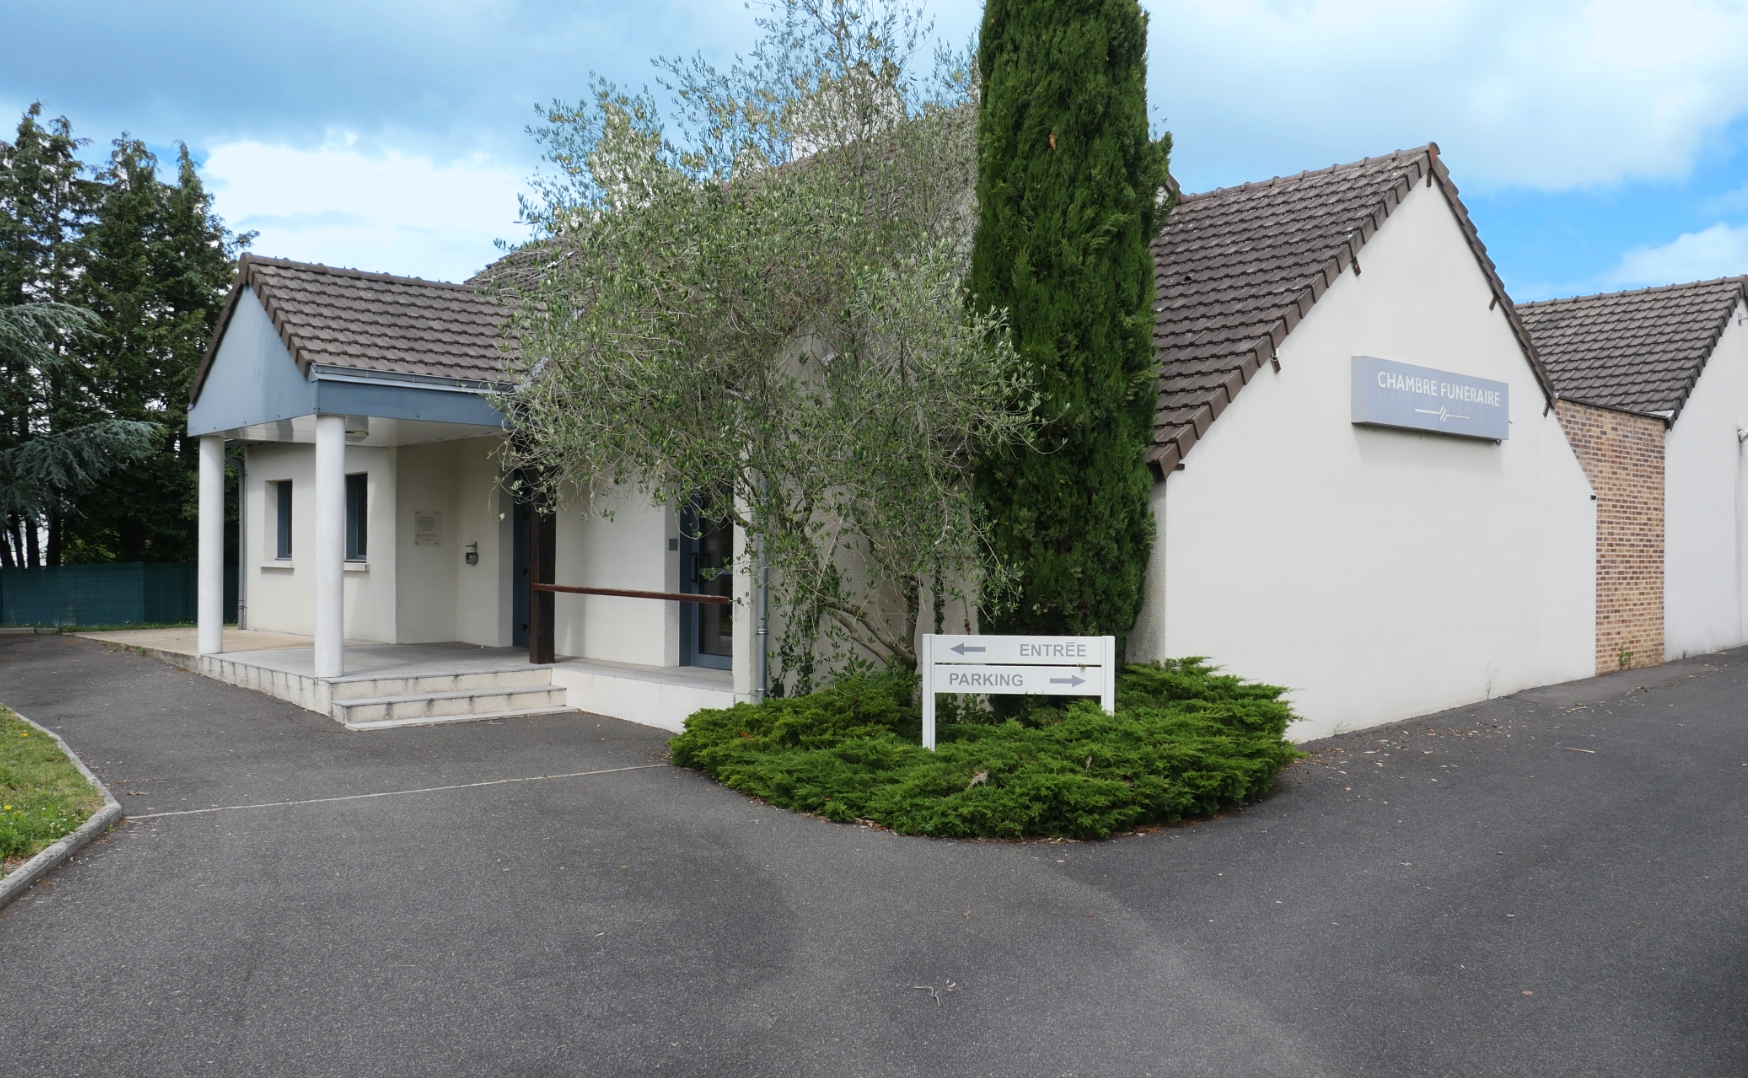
(1050, 674, 1086, 687)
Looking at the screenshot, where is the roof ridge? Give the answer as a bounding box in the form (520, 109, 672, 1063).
(1517, 275, 1748, 308)
(191, 255, 511, 404)
(239, 252, 476, 292)
(1175, 144, 1435, 204)
(1521, 273, 1746, 419)
(1147, 142, 1556, 474)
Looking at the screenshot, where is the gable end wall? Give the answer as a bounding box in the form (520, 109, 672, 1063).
(1132, 176, 1595, 741)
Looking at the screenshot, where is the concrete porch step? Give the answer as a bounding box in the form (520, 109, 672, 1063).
(326, 666, 554, 702)
(329, 685, 572, 726)
(340, 704, 582, 732)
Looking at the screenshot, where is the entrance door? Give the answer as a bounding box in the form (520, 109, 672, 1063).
(679, 509, 733, 669)
(512, 497, 531, 648)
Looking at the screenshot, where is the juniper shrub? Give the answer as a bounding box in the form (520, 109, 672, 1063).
(669, 659, 1300, 839)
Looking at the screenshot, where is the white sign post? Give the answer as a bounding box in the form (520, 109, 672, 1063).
(919, 634, 1116, 749)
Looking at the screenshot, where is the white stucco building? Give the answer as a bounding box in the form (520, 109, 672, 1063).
(1520, 276, 1748, 667)
(1129, 146, 1597, 740)
(191, 145, 1658, 743)
(186, 256, 739, 731)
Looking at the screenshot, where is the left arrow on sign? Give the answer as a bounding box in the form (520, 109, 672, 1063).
(951, 643, 986, 655)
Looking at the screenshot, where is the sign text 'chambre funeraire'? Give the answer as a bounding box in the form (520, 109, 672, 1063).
(1350, 355, 1509, 442)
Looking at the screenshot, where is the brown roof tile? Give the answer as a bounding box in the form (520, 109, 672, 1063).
(1518, 277, 1748, 419)
(192, 255, 514, 402)
(1147, 144, 1551, 473)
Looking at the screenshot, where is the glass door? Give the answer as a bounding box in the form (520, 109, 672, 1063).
(679, 509, 733, 669)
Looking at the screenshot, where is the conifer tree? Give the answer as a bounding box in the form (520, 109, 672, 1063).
(0, 111, 246, 568)
(970, 0, 1170, 649)
(0, 104, 102, 567)
(66, 139, 248, 563)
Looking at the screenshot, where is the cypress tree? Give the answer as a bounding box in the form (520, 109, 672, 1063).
(970, 0, 1170, 648)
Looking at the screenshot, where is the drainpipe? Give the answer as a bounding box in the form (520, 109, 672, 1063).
(1738, 426, 1747, 646)
(236, 448, 247, 630)
(755, 525, 769, 703)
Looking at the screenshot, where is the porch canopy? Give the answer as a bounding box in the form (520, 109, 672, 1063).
(187, 255, 513, 675)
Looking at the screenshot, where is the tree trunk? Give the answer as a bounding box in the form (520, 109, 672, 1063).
(46, 508, 61, 567)
(24, 513, 41, 569)
(0, 518, 14, 569)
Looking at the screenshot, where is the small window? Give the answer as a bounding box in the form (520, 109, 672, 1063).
(275, 480, 293, 559)
(345, 473, 368, 560)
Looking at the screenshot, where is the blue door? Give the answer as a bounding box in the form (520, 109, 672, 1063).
(679, 509, 733, 669)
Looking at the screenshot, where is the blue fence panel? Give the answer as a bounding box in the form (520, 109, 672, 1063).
(142, 563, 198, 624)
(0, 562, 222, 626)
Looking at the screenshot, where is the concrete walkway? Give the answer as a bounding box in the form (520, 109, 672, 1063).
(1, 633, 1745, 1077)
(76, 626, 320, 655)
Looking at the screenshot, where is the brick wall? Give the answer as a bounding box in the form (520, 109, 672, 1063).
(1555, 401, 1665, 674)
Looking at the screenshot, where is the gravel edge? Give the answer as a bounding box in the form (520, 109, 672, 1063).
(0, 710, 124, 910)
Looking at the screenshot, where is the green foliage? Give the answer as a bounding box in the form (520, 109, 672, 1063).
(0, 707, 104, 866)
(969, 0, 1172, 648)
(61, 138, 250, 564)
(0, 417, 158, 521)
(503, 1, 1036, 678)
(0, 105, 99, 569)
(0, 105, 249, 568)
(669, 659, 1300, 838)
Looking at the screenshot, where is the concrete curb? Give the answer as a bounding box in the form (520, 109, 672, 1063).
(0, 709, 125, 911)
(82, 638, 201, 672)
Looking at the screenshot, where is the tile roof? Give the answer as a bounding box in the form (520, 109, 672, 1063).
(192, 255, 514, 402)
(1147, 144, 1551, 473)
(1517, 277, 1748, 419)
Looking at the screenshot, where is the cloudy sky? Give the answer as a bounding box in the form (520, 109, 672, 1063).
(7, 0, 1747, 299)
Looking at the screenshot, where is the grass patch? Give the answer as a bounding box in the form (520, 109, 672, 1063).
(670, 659, 1302, 839)
(0, 707, 105, 872)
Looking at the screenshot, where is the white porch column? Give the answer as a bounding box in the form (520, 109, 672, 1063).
(313, 414, 346, 677)
(196, 435, 226, 656)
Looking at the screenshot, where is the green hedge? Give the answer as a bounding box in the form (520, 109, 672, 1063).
(670, 659, 1301, 839)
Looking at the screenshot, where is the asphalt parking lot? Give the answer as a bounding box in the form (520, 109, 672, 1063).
(2, 632, 1745, 1077)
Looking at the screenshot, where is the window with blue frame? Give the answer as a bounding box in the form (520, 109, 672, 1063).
(345, 473, 368, 560)
(274, 481, 293, 559)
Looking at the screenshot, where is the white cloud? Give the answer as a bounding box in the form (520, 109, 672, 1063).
(1151, 0, 1748, 192)
(1701, 182, 1748, 216)
(202, 136, 527, 282)
(1611, 223, 1748, 286)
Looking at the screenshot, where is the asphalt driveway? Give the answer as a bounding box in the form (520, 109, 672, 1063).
(1, 633, 1744, 1077)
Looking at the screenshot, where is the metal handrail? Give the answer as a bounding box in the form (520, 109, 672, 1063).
(531, 582, 733, 606)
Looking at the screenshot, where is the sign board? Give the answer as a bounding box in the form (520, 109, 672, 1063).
(920, 634, 1115, 750)
(1351, 355, 1509, 441)
(413, 511, 440, 546)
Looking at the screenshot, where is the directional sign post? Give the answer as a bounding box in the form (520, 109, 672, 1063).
(920, 634, 1116, 750)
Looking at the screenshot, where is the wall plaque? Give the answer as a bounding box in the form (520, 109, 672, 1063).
(413, 511, 440, 546)
(1351, 356, 1509, 441)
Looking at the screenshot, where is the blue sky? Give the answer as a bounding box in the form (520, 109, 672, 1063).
(6, 0, 1748, 299)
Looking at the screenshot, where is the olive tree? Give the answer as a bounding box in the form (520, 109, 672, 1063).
(495, 0, 1034, 689)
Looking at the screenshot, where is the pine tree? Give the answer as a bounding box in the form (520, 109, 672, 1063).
(63, 140, 249, 563)
(969, 0, 1170, 650)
